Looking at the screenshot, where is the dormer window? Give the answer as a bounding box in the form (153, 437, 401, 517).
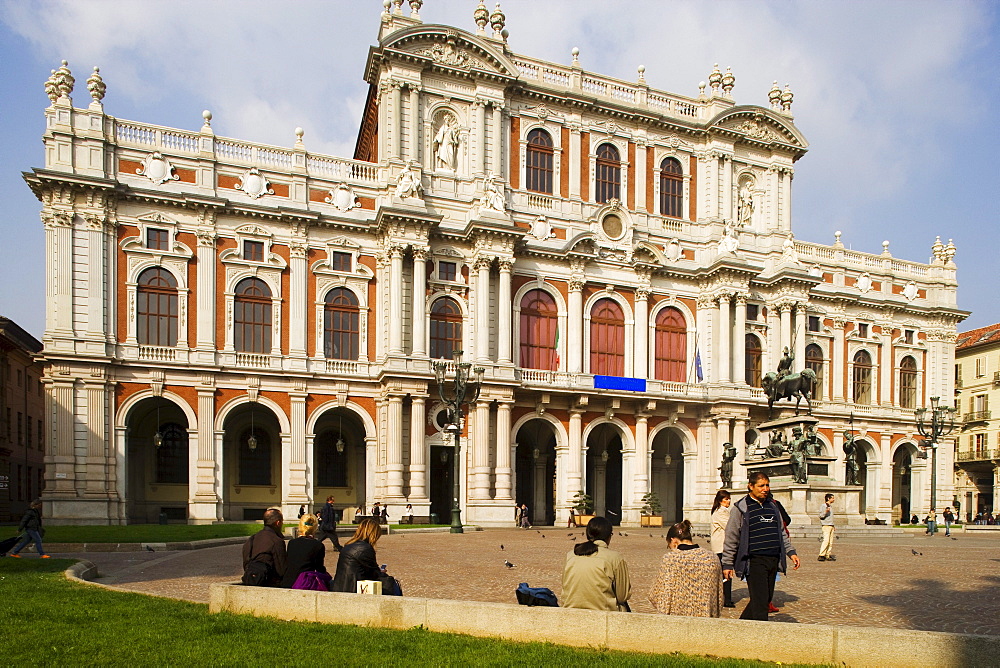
(330, 251, 352, 272)
(438, 261, 457, 282)
(244, 240, 264, 262)
(146, 228, 168, 251)
(857, 323, 869, 338)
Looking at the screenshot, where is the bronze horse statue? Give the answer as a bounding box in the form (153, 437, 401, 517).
(761, 369, 817, 417)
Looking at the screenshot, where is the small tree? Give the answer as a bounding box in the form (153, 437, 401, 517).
(641, 492, 663, 516)
(571, 490, 595, 514)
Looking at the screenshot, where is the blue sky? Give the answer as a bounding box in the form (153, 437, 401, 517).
(1, 0, 997, 338)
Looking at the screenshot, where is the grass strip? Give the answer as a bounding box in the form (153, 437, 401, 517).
(0, 559, 819, 667)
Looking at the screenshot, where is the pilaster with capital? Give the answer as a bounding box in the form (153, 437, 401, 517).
(409, 396, 428, 502)
(385, 393, 405, 499)
(388, 245, 405, 354)
(498, 259, 513, 364)
(717, 292, 732, 383)
(288, 241, 309, 364)
(473, 99, 488, 176)
(633, 287, 649, 378)
(474, 256, 493, 363)
(85, 214, 108, 341)
(794, 305, 807, 372)
(568, 272, 585, 373)
(632, 414, 650, 506)
(195, 228, 217, 356)
(734, 295, 747, 384)
(407, 84, 421, 163)
(472, 400, 491, 499)
(695, 295, 714, 383)
(568, 410, 583, 495)
(495, 402, 513, 500)
(411, 247, 428, 356)
(490, 101, 505, 176)
(286, 390, 309, 506)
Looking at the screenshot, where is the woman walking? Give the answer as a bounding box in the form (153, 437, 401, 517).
(9, 500, 49, 558)
(710, 489, 735, 607)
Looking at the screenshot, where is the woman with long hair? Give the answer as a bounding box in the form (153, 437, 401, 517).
(710, 489, 735, 607)
(649, 519, 723, 617)
(561, 516, 631, 611)
(331, 518, 392, 594)
(281, 513, 330, 589)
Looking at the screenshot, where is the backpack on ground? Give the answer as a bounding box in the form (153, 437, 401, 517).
(515, 582, 558, 607)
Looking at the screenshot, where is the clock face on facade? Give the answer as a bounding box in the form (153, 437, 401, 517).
(602, 213, 623, 239)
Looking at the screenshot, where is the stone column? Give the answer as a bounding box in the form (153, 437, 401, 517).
(568, 124, 581, 199)
(409, 396, 428, 502)
(832, 429, 845, 486)
(568, 279, 584, 373)
(780, 303, 792, 354)
(498, 260, 513, 364)
(495, 402, 513, 500)
(794, 306, 807, 370)
(388, 246, 404, 354)
(473, 400, 491, 499)
(407, 84, 420, 163)
(195, 231, 217, 358)
(389, 80, 401, 160)
(717, 293, 732, 383)
(633, 414, 650, 507)
(832, 319, 846, 401)
(880, 338, 893, 406)
(696, 296, 712, 383)
(288, 391, 308, 506)
(289, 244, 308, 366)
(732, 417, 748, 486)
(490, 102, 503, 176)
(191, 386, 219, 521)
(49, 378, 75, 493)
(734, 295, 747, 384)
(386, 394, 404, 498)
(475, 257, 492, 363)
(54, 219, 74, 336)
(568, 410, 583, 495)
(84, 383, 108, 496)
(411, 248, 427, 356)
(85, 217, 107, 341)
(633, 288, 649, 379)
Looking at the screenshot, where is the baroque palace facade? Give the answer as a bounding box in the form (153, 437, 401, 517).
(27, 2, 965, 525)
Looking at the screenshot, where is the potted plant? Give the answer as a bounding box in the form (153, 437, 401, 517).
(640, 492, 663, 527)
(571, 491, 595, 527)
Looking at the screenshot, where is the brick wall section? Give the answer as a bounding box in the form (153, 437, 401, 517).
(509, 116, 519, 189)
(689, 155, 697, 221)
(580, 132, 590, 201)
(646, 147, 655, 214)
(627, 141, 635, 210)
(560, 127, 570, 197)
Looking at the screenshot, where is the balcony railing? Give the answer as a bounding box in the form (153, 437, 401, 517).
(956, 449, 997, 462)
(994, 371, 1000, 387)
(138, 346, 177, 362)
(963, 410, 992, 423)
(235, 353, 271, 368)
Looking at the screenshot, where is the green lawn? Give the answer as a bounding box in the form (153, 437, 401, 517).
(0, 560, 816, 667)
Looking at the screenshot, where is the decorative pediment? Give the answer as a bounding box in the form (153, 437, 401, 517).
(710, 107, 808, 150)
(235, 224, 271, 237)
(377, 26, 518, 79)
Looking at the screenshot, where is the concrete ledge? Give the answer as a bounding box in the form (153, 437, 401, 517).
(209, 583, 1000, 667)
(64, 560, 100, 582)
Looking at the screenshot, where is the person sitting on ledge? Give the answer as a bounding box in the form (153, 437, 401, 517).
(281, 513, 330, 589)
(331, 519, 395, 594)
(561, 516, 631, 611)
(649, 519, 723, 617)
(242, 507, 287, 587)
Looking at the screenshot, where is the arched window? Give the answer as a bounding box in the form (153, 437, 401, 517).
(526, 129, 554, 194)
(429, 298, 463, 360)
(899, 355, 918, 409)
(315, 428, 349, 487)
(595, 143, 621, 204)
(155, 422, 188, 484)
(324, 288, 360, 360)
(239, 427, 271, 486)
(853, 350, 873, 405)
(519, 289, 558, 370)
(654, 307, 686, 381)
(806, 343, 824, 400)
(659, 157, 683, 219)
(745, 334, 762, 386)
(590, 298, 625, 376)
(234, 278, 271, 353)
(137, 267, 178, 347)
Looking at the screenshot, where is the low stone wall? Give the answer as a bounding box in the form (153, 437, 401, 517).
(209, 584, 999, 667)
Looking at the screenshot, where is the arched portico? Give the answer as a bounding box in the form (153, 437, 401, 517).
(584, 421, 626, 522)
(220, 400, 284, 521)
(121, 394, 191, 524)
(309, 405, 369, 517)
(514, 417, 557, 525)
(649, 427, 686, 524)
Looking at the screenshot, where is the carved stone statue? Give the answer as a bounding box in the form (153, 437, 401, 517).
(777, 346, 794, 379)
(395, 162, 423, 199)
(433, 113, 460, 171)
(480, 174, 505, 212)
(781, 234, 800, 264)
(805, 424, 822, 456)
(719, 442, 736, 488)
(789, 427, 809, 484)
(737, 182, 754, 225)
(718, 220, 739, 255)
(765, 430, 786, 458)
(843, 430, 860, 486)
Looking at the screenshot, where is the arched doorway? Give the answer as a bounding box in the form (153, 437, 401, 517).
(312, 407, 367, 519)
(854, 439, 877, 518)
(125, 396, 190, 523)
(514, 419, 556, 525)
(650, 428, 685, 523)
(222, 402, 282, 521)
(586, 423, 623, 523)
(892, 445, 915, 524)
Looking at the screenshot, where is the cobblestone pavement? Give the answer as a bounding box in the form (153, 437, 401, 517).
(60, 529, 1000, 636)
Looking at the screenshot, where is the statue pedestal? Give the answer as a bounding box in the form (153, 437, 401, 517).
(739, 456, 865, 526)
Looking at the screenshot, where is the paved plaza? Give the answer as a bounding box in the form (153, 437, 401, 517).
(63, 528, 1000, 637)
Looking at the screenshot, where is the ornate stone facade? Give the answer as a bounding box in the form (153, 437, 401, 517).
(25, 2, 965, 525)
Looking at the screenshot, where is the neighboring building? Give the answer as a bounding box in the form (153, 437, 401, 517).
(0, 317, 45, 521)
(25, 2, 965, 526)
(954, 323, 1000, 521)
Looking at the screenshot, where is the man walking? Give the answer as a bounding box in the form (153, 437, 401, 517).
(818, 493, 836, 561)
(315, 495, 343, 551)
(722, 472, 800, 620)
(943, 506, 955, 537)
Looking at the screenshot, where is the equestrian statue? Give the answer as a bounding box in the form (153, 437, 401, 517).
(761, 346, 817, 417)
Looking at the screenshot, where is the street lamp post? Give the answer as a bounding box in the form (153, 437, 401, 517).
(915, 395, 957, 515)
(434, 350, 484, 534)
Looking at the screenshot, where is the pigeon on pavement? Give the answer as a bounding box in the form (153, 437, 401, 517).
(504, 560, 514, 568)
(911, 549, 922, 556)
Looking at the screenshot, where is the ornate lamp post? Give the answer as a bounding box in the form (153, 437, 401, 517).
(434, 350, 484, 534)
(915, 396, 956, 514)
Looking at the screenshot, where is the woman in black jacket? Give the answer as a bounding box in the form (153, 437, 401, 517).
(10, 499, 48, 558)
(331, 519, 385, 593)
(280, 514, 328, 588)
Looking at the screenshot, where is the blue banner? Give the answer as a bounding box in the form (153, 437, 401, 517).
(593, 375, 646, 392)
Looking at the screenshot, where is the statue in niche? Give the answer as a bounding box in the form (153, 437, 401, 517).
(789, 426, 809, 484)
(718, 220, 739, 255)
(433, 113, 460, 171)
(480, 174, 506, 212)
(395, 162, 423, 199)
(737, 182, 755, 226)
(843, 431, 860, 486)
(719, 442, 736, 488)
